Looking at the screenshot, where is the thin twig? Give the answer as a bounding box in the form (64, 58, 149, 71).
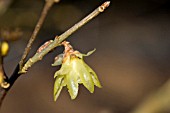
(0, 88, 7, 108)
(19, 0, 57, 70)
(0, 41, 8, 108)
(58, 1, 110, 42)
(19, 1, 110, 73)
(0, 0, 60, 107)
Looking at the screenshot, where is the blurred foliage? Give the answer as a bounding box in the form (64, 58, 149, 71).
(0, 28, 22, 41)
(0, 0, 12, 16)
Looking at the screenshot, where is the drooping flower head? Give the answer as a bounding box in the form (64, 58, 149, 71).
(52, 41, 102, 101)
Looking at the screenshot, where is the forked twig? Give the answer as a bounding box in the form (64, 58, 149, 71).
(19, 0, 59, 70)
(0, 0, 60, 107)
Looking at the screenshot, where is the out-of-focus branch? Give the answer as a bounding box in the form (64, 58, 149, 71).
(0, 41, 9, 107)
(19, 1, 110, 74)
(0, 0, 60, 107)
(0, 29, 23, 41)
(19, 0, 60, 70)
(0, 55, 5, 107)
(0, 0, 13, 15)
(131, 79, 170, 113)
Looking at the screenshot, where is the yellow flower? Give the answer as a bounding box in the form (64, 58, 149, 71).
(0, 41, 9, 56)
(53, 49, 102, 101)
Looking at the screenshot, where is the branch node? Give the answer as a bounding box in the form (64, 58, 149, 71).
(19, 0, 58, 70)
(1, 82, 10, 89)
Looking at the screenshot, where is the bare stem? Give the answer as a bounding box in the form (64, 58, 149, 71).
(19, 0, 56, 70)
(20, 1, 110, 73)
(0, 42, 8, 108)
(58, 1, 110, 42)
(0, 89, 7, 108)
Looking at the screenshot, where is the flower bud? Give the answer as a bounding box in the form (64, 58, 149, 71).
(1, 41, 9, 56)
(52, 54, 64, 66)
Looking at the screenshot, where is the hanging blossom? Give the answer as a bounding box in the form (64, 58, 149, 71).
(52, 41, 102, 101)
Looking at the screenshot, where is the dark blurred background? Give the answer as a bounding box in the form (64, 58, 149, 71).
(1, 0, 170, 113)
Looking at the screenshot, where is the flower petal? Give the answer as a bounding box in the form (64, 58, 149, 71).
(54, 75, 65, 101)
(80, 69, 94, 93)
(75, 49, 96, 59)
(75, 59, 94, 93)
(54, 62, 71, 78)
(83, 48, 96, 57)
(66, 71, 79, 99)
(84, 62, 102, 88)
